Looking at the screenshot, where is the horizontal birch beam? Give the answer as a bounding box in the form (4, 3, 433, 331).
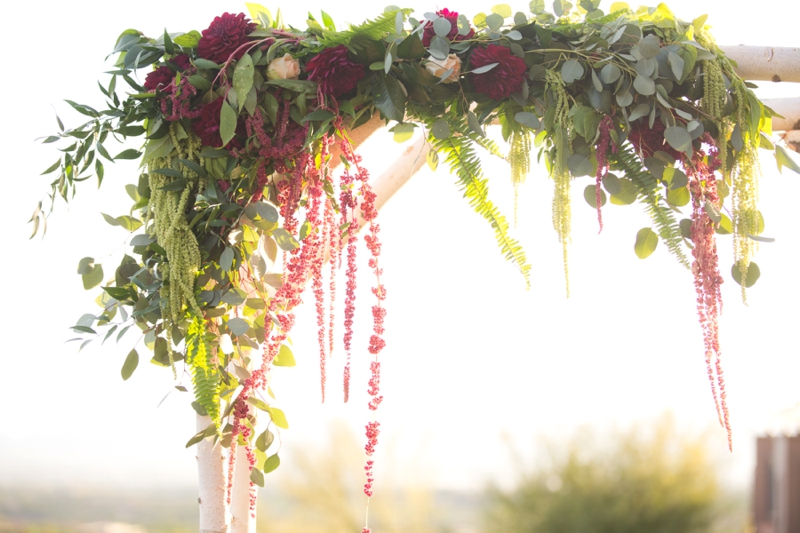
(763, 98, 800, 132)
(719, 46, 800, 83)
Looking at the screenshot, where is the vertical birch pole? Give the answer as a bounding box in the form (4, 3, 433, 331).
(197, 414, 230, 533)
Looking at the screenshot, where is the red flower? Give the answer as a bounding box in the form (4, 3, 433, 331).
(170, 54, 192, 71)
(144, 66, 175, 92)
(422, 8, 475, 47)
(197, 12, 256, 64)
(628, 119, 682, 161)
(306, 45, 365, 99)
(469, 45, 527, 100)
(193, 97, 245, 148)
(144, 55, 193, 93)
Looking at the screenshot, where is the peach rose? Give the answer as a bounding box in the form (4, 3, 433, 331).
(267, 53, 301, 80)
(425, 54, 462, 83)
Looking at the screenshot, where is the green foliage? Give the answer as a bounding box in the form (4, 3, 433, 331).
(482, 416, 738, 533)
(185, 316, 221, 429)
(611, 144, 690, 268)
(318, 9, 412, 47)
(426, 113, 532, 289)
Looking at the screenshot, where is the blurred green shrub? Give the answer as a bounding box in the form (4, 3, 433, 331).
(482, 415, 743, 533)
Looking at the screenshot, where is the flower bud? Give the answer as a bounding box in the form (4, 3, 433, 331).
(267, 53, 301, 80)
(425, 54, 461, 83)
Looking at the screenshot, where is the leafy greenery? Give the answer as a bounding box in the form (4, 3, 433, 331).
(612, 143, 690, 268)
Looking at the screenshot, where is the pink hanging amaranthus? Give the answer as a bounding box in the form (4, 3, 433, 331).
(687, 134, 731, 450)
(594, 115, 616, 232)
(336, 126, 387, 531)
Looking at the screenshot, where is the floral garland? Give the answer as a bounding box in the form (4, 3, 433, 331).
(33, 1, 799, 529)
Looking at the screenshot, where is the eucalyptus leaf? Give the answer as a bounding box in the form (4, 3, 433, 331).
(263, 454, 281, 474)
(467, 111, 485, 137)
(121, 349, 139, 380)
(628, 103, 650, 122)
(272, 228, 300, 251)
(638, 34, 661, 59)
(634, 227, 658, 259)
(250, 468, 265, 487)
(433, 17, 452, 37)
(267, 407, 289, 429)
(561, 58, 585, 83)
(633, 74, 655, 95)
(664, 126, 692, 153)
(431, 119, 451, 139)
(228, 317, 250, 337)
(274, 344, 296, 367)
(256, 429, 275, 452)
(731, 260, 760, 288)
(472, 63, 499, 74)
(567, 154, 593, 177)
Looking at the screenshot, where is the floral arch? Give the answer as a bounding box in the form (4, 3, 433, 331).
(32, 2, 800, 531)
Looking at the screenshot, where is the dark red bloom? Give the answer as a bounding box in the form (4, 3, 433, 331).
(144, 55, 193, 93)
(144, 66, 175, 92)
(628, 119, 683, 161)
(469, 45, 527, 100)
(169, 54, 192, 71)
(193, 97, 245, 148)
(421, 8, 475, 47)
(197, 12, 256, 64)
(306, 45, 365, 99)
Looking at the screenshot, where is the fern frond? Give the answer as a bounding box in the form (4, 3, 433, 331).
(318, 9, 413, 47)
(611, 144, 690, 269)
(429, 117, 532, 288)
(471, 133, 507, 161)
(186, 316, 221, 429)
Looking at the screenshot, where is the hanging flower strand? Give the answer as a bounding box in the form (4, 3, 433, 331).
(687, 135, 731, 450)
(336, 127, 387, 532)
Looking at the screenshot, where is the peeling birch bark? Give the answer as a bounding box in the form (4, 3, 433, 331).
(720, 46, 800, 83)
(196, 414, 230, 533)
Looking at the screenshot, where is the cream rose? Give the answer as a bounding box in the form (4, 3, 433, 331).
(425, 54, 462, 83)
(267, 53, 301, 80)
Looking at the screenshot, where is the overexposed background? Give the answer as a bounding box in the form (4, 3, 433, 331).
(1, 0, 799, 498)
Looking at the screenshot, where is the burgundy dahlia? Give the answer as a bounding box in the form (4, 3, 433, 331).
(169, 53, 192, 71)
(144, 55, 193, 93)
(193, 97, 245, 149)
(194, 97, 225, 147)
(628, 119, 682, 161)
(421, 8, 475, 47)
(469, 44, 527, 100)
(144, 66, 175, 92)
(197, 12, 257, 64)
(306, 45, 365, 99)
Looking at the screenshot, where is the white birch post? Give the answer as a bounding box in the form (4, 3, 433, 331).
(229, 440, 256, 533)
(197, 415, 230, 533)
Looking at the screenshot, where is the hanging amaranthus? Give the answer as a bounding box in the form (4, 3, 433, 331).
(336, 127, 387, 533)
(730, 82, 761, 302)
(594, 116, 616, 233)
(509, 129, 531, 227)
(546, 70, 573, 296)
(687, 138, 731, 450)
(147, 125, 204, 375)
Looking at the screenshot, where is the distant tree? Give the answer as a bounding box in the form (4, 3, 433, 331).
(482, 416, 744, 533)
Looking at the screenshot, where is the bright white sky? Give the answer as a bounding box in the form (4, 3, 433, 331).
(1, 0, 799, 494)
